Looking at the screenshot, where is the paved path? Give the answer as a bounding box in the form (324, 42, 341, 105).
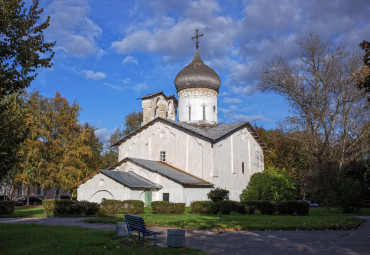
(1, 217, 370, 255)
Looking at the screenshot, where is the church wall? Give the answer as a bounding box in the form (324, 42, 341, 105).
(182, 187, 212, 205)
(178, 88, 218, 124)
(212, 127, 264, 201)
(77, 173, 133, 203)
(118, 121, 213, 182)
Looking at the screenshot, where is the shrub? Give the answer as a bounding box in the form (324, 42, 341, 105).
(122, 200, 144, 214)
(274, 201, 309, 216)
(241, 201, 257, 214)
(0, 201, 15, 215)
(295, 201, 310, 215)
(151, 201, 185, 214)
(255, 201, 275, 215)
(42, 199, 57, 215)
(151, 201, 169, 214)
(242, 168, 296, 201)
(99, 199, 124, 215)
(43, 199, 99, 216)
(190, 201, 213, 214)
(79, 201, 100, 216)
(207, 188, 229, 202)
(208, 201, 247, 215)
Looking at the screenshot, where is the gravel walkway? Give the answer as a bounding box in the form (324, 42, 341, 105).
(1, 216, 369, 255)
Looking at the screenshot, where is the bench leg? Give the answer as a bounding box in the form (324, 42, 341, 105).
(154, 234, 157, 246)
(141, 232, 144, 246)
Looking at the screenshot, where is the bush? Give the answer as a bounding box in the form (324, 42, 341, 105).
(207, 188, 229, 202)
(208, 201, 247, 215)
(242, 168, 296, 201)
(190, 201, 213, 214)
(79, 201, 100, 216)
(151, 201, 185, 214)
(43, 199, 99, 216)
(253, 201, 275, 215)
(99, 199, 124, 215)
(275, 201, 309, 216)
(42, 199, 57, 215)
(122, 200, 144, 214)
(295, 201, 310, 216)
(0, 201, 15, 215)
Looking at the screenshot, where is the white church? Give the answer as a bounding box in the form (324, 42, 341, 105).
(75, 31, 267, 205)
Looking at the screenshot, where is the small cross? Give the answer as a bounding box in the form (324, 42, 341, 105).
(191, 29, 204, 49)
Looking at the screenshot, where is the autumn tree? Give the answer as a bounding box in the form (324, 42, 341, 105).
(258, 33, 369, 202)
(39, 92, 92, 195)
(81, 123, 104, 176)
(0, 0, 55, 98)
(356, 40, 370, 102)
(122, 111, 143, 136)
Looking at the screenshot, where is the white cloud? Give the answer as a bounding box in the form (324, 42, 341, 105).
(121, 78, 131, 84)
(85, 70, 106, 80)
(102, 82, 127, 91)
(232, 114, 268, 122)
(94, 128, 120, 143)
(122, 55, 138, 64)
(133, 83, 148, 92)
(46, 0, 103, 58)
(223, 97, 242, 104)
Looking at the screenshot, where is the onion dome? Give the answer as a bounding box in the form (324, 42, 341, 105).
(174, 49, 221, 92)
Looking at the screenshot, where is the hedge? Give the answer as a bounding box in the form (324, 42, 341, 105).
(99, 199, 124, 215)
(151, 201, 185, 214)
(190, 201, 213, 214)
(122, 200, 144, 214)
(0, 201, 15, 215)
(275, 201, 309, 216)
(42, 199, 99, 216)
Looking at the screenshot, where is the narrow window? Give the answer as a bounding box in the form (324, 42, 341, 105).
(163, 193, 169, 202)
(242, 162, 245, 174)
(154, 107, 157, 118)
(166, 111, 168, 118)
(17, 185, 23, 196)
(189, 106, 191, 121)
(203, 105, 206, 120)
(160, 151, 166, 161)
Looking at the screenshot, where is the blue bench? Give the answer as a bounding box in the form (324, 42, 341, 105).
(124, 214, 161, 246)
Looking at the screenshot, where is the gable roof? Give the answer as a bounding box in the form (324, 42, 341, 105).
(112, 117, 268, 150)
(109, 157, 213, 187)
(72, 169, 162, 189)
(138, 91, 178, 105)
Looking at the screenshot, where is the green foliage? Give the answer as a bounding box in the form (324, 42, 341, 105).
(99, 199, 124, 215)
(42, 199, 99, 216)
(0, 95, 26, 180)
(190, 201, 213, 214)
(255, 201, 275, 215)
(207, 188, 229, 202)
(275, 201, 309, 216)
(0, 201, 15, 215)
(122, 111, 143, 137)
(0, 0, 55, 98)
(122, 200, 144, 214)
(151, 201, 185, 214)
(242, 167, 296, 201)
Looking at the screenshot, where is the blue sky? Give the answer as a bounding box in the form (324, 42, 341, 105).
(30, 0, 370, 142)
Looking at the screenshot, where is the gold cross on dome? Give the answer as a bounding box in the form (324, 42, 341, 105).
(191, 29, 204, 49)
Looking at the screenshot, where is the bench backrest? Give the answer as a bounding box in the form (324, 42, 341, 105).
(125, 214, 147, 231)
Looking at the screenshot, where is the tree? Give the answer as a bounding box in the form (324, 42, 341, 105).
(0, 95, 26, 180)
(122, 111, 143, 136)
(242, 167, 296, 201)
(81, 123, 104, 176)
(356, 40, 370, 103)
(258, 33, 369, 200)
(40, 92, 92, 194)
(0, 0, 55, 98)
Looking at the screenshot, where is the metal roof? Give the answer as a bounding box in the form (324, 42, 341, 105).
(175, 49, 221, 92)
(112, 117, 268, 150)
(110, 157, 213, 187)
(99, 170, 162, 189)
(137, 91, 178, 105)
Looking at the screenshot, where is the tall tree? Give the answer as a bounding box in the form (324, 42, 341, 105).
(356, 40, 370, 102)
(258, 33, 369, 200)
(40, 92, 92, 194)
(0, 95, 26, 180)
(122, 111, 143, 136)
(0, 0, 55, 98)
(81, 123, 104, 176)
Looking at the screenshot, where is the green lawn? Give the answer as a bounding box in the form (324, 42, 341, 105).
(0, 223, 205, 255)
(85, 207, 370, 231)
(2, 205, 370, 231)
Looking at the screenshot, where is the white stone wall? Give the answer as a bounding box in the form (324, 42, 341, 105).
(142, 95, 176, 126)
(178, 88, 218, 124)
(212, 127, 264, 201)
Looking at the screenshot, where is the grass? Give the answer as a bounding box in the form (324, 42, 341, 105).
(0, 223, 205, 255)
(84, 207, 370, 231)
(2, 205, 369, 231)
